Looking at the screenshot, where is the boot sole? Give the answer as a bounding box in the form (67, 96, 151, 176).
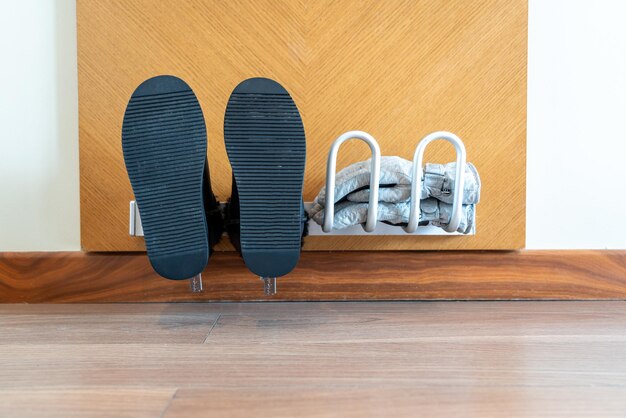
(122, 75, 209, 280)
(224, 78, 306, 277)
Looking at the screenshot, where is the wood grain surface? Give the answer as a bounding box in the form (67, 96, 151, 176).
(77, 0, 527, 251)
(1, 302, 626, 417)
(166, 387, 626, 418)
(0, 389, 176, 418)
(1, 251, 625, 302)
(0, 304, 219, 344)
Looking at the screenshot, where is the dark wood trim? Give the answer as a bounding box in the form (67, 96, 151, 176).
(1, 251, 625, 302)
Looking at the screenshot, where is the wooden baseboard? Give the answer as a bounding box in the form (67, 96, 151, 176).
(1, 251, 625, 302)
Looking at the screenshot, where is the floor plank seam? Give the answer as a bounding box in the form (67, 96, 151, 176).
(203, 314, 221, 343)
(159, 388, 178, 418)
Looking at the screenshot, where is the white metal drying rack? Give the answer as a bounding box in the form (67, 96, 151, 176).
(322, 130, 468, 235)
(130, 130, 473, 238)
(128, 130, 473, 293)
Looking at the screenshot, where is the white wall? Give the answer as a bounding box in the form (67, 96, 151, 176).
(0, 0, 625, 250)
(0, 1, 80, 251)
(527, 0, 626, 248)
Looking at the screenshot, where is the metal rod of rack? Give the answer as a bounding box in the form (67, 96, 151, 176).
(322, 130, 382, 233)
(403, 131, 467, 233)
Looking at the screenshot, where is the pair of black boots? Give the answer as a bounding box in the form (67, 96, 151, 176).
(122, 76, 306, 286)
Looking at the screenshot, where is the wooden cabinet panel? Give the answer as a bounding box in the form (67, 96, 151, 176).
(78, 0, 527, 251)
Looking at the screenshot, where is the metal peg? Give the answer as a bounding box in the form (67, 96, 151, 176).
(190, 274, 203, 293)
(261, 277, 277, 296)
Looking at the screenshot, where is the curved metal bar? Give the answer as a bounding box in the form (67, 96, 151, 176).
(404, 131, 467, 233)
(323, 131, 382, 233)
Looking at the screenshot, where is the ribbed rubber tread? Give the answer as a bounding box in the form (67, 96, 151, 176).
(122, 76, 209, 280)
(224, 80, 305, 277)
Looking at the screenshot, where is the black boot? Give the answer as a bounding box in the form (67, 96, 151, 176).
(223, 77, 307, 280)
(122, 75, 222, 280)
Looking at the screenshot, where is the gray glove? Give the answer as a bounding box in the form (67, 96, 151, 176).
(313, 156, 414, 207)
(346, 162, 481, 205)
(309, 156, 480, 234)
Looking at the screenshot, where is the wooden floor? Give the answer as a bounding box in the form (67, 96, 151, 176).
(1, 302, 626, 417)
